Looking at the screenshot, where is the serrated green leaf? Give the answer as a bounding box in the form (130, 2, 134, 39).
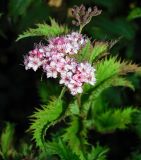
(94, 57, 120, 86)
(119, 60, 141, 75)
(89, 42, 108, 63)
(88, 144, 109, 160)
(62, 117, 86, 160)
(45, 139, 80, 160)
(94, 107, 137, 133)
(112, 77, 134, 90)
(29, 98, 63, 149)
(84, 57, 139, 98)
(16, 18, 68, 41)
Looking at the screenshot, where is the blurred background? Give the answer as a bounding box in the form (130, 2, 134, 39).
(0, 0, 141, 160)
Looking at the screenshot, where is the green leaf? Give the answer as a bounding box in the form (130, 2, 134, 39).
(112, 77, 134, 90)
(88, 144, 109, 160)
(127, 8, 141, 20)
(79, 41, 91, 62)
(19, 142, 33, 157)
(69, 101, 80, 115)
(16, 18, 68, 41)
(29, 98, 63, 149)
(84, 57, 139, 97)
(94, 107, 137, 133)
(89, 42, 108, 63)
(62, 117, 86, 160)
(69, 41, 109, 64)
(45, 139, 80, 160)
(95, 57, 121, 85)
(84, 76, 117, 102)
(0, 123, 15, 159)
(83, 57, 120, 95)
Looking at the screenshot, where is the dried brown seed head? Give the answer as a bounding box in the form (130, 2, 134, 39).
(71, 4, 102, 29)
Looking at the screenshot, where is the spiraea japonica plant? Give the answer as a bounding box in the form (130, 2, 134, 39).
(17, 4, 141, 160)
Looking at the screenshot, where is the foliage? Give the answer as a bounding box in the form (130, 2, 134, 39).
(17, 18, 68, 41)
(0, 123, 15, 159)
(70, 41, 109, 63)
(29, 98, 63, 149)
(87, 145, 109, 160)
(17, 8, 141, 160)
(93, 107, 137, 133)
(26, 38, 140, 159)
(44, 139, 109, 160)
(0, 0, 141, 160)
(127, 7, 141, 21)
(45, 138, 80, 160)
(83, 57, 140, 101)
(62, 116, 87, 160)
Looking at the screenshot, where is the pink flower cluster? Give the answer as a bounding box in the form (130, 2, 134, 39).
(24, 32, 96, 95)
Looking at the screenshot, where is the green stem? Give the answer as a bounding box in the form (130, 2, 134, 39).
(59, 86, 66, 99)
(79, 25, 83, 33)
(76, 94, 88, 159)
(76, 94, 81, 108)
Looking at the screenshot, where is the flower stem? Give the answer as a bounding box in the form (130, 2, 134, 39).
(79, 25, 83, 33)
(76, 94, 82, 108)
(59, 86, 66, 99)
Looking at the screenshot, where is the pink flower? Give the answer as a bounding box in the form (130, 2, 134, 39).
(60, 72, 72, 85)
(68, 82, 83, 95)
(51, 37, 66, 45)
(44, 63, 58, 78)
(23, 32, 96, 95)
(72, 72, 85, 83)
(24, 47, 45, 71)
(57, 63, 68, 74)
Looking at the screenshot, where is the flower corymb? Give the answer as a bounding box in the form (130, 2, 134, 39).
(24, 32, 96, 95)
